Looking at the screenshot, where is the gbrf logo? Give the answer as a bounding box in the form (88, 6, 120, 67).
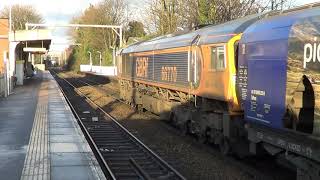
(304, 37, 320, 69)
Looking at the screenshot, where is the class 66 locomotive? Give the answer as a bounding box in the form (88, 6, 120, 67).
(117, 3, 320, 180)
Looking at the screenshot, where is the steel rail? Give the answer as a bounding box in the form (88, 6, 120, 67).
(52, 70, 186, 180)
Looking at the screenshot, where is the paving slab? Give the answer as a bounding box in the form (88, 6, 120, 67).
(50, 128, 77, 135)
(51, 166, 97, 180)
(49, 135, 83, 143)
(51, 152, 90, 166)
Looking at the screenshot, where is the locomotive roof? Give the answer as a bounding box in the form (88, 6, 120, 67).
(122, 13, 267, 54)
(241, 4, 320, 43)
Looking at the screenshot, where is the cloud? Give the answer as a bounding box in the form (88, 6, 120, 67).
(0, 0, 101, 51)
(0, 0, 104, 27)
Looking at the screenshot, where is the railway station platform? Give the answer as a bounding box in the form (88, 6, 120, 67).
(0, 71, 106, 180)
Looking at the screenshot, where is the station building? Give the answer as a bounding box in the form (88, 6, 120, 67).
(0, 20, 52, 97)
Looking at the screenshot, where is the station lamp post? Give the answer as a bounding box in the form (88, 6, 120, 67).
(97, 51, 102, 67)
(88, 51, 92, 71)
(110, 46, 116, 66)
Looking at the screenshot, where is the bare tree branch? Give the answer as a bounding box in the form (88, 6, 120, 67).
(0, 4, 44, 31)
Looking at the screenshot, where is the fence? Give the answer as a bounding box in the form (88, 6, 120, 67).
(80, 65, 117, 76)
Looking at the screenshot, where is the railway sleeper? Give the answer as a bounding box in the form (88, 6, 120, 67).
(105, 156, 153, 161)
(113, 168, 168, 179)
(102, 153, 148, 158)
(110, 164, 160, 170)
(100, 145, 136, 150)
(109, 160, 157, 167)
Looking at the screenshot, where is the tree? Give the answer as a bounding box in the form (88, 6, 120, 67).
(145, 0, 296, 35)
(0, 4, 44, 31)
(148, 0, 180, 35)
(125, 21, 146, 42)
(198, 0, 215, 25)
(69, 0, 128, 70)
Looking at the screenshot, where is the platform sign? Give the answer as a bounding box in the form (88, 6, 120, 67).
(23, 47, 47, 53)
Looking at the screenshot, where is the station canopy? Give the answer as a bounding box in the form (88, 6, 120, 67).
(9, 29, 52, 54)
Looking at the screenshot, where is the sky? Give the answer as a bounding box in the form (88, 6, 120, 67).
(0, 0, 318, 51)
(0, 0, 144, 51)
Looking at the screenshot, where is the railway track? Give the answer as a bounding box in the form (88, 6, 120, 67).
(50, 70, 186, 180)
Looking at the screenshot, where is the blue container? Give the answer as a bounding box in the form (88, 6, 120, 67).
(239, 7, 320, 134)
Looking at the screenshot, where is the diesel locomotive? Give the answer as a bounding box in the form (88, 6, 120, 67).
(117, 3, 320, 179)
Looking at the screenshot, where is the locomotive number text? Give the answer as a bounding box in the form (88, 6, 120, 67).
(136, 57, 148, 78)
(161, 66, 177, 82)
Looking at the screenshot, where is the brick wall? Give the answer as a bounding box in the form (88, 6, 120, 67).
(0, 19, 9, 75)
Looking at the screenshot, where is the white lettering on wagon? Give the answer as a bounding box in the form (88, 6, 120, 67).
(303, 37, 320, 68)
(288, 143, 301, 153)
(251, 90, 266, 96)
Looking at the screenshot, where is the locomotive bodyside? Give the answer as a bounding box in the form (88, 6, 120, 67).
(118, 14, 264, 113)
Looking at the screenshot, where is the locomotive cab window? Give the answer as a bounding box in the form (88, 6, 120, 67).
(210, 45, 226, 70)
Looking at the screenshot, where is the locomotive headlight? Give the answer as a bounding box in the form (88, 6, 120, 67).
(303, 37, 320, 68)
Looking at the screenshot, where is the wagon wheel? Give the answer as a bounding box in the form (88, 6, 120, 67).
(179, 121, 189, 136)
(169, 111, 177, 124)
(219, 137, 231, 155)
(197, 134, 207, 144)
(197, 129, 209, 144)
